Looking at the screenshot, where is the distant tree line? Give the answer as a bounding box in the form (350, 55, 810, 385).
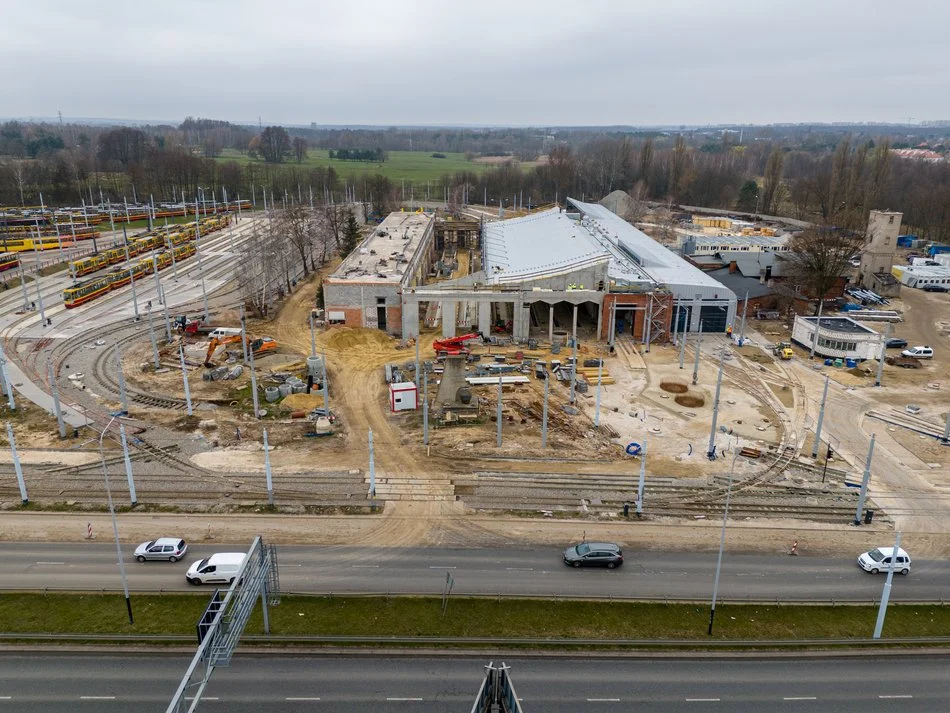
(3, 117, 950, 241)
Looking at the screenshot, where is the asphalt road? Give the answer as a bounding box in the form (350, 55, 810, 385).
(3, 544, 948, 601)
(0, 653, 946, 712)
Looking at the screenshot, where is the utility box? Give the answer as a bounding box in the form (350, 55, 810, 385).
(389, 381, 418, 412)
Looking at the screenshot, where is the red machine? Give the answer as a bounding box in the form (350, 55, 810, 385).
(432, 332, 484, 356)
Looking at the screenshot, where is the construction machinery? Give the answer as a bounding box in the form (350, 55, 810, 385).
(205, 335, 277, 367)
(772, 342, 793, 360)
(432, 332, 486, 356)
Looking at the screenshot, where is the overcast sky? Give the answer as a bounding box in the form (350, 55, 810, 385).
(3, 0, 946, 127)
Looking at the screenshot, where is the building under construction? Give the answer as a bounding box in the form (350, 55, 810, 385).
(324, 199, 737, 342)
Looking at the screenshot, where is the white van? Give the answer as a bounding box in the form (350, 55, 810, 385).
(901, 345, 933, 359)
(186, 552, 246, 585)
(208, 327, 242, 340)
(857, 547, 911, 575)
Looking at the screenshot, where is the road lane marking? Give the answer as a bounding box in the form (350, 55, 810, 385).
(80, 696, 116, 700)
(879, 695, 913, 699)
(35, 561, 65, 565)
(686, 698, 720, 702)
(387, 697, 423, 701)
(784, 697, 817, 700)
(352, 565, 379, 569)
(506, 567, 535, 571)
(428, 566, 456, 569)
(735, 572, 765, 577)
(186, 697, 219, 701)
(0, 696, 11, 700)
(587, 698, 620, 702)
(286, 697, 322, 701)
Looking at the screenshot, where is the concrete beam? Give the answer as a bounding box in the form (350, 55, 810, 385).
(441, 301, 457, 338)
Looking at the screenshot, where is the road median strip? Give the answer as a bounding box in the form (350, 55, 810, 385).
(0, 593, 948, 648)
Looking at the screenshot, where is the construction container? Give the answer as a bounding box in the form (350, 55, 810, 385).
(264, 386, 280, 402)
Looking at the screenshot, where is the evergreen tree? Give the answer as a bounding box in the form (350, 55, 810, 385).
(340, 208, 361, 257)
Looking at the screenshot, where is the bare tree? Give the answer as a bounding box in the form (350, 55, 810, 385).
(760, 146, 785, 214)
(276, 204, 318, 276)
(785, 225, 862, 313)
(291, 136, 308, 163)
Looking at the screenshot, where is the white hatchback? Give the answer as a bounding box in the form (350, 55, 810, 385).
(134, 537, 188, 563)
(858, 547, 911, 575)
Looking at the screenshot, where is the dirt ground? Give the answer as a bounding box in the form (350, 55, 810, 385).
(3, 507, 947, 557)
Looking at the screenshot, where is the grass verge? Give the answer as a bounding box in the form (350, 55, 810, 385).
(1, 594, 947, 643)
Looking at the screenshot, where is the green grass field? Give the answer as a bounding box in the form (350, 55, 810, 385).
(215, 148, 532, 183)
(1, 593, 947, 643)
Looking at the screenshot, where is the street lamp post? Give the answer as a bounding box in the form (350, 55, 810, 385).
(708, 451, 742, 635)
(98, 415, 133, 625)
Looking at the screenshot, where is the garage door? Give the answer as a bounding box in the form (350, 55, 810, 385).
(699, 305, 728, 332)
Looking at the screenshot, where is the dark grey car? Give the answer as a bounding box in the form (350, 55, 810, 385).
(563, 542, 623, 568)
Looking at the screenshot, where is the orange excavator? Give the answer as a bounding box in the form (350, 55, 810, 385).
(432, 332, 486, 356)
(205, 335, 278, 367)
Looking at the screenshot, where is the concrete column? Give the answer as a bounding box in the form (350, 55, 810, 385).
(548, 304, 555, 342)
(512, 299, 529, 341)
(596, 298, 604, 341)
(571, 304, 578, 342)
(478, 301, 492, 337)
(441, 301, 457, 338)
(401, 300, 420, 340)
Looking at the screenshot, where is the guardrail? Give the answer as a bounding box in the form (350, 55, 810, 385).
(0, 588, 947, 607)
(1, 631, 949, 649)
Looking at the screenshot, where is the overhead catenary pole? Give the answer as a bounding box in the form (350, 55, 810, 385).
(811, 375, 830, 459)
(541, 371, 549, 448)
(0, 346, 14, 409)
(31, 242, 47, 325)
(594, 360, 603, 427)
(414, 338, 420, 388)
(643, 296, 653, 353)
(496, 375, 503, 447)
(240, 306, 250, 364)
(310, 313, 317, 358)
(706, 349, 726, 460)
(152, 254, 163, 305)
(47, 360, 67, 439)
(738, 290, 749, 344)
(942, 409, 950, 445)
(98, 415, 133, 625)
(368, 428, 376, 497)
(119, 423, 137, 506)
(692, 321, 704, 385)
(178, 346, 193, 416)
(875, 323, 891, 387)
(18, 265, 30, 312)
(161, 292, 173, 342)
(194, 202, 209, 321)
(854, 434, 875, 525)
(7, 422, 28, 503)
(708, 452, 741, 635)
(114, 341, 129, 414)
(872, 530, 902, 639)
(423, 363, 429, 446)
(122, 227, 139, 320)
(809, 298, 824, 359)
(636, 439, 647, 516)
(249, 342, 260, 418)
(147, 309, 160, 370)
(263, 428, 274, 506)
(678, 311, 688, 368)
(322, 349, 329, 415)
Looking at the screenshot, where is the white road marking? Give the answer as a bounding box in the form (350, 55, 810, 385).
(735, 572, 765, 577)
(387, 697, 423, 701)
(587, 698, 620, 702)
(428, 566, 456, 569)
(286, 697, 322, 701)
(186, 697, 219, 701)
(784, 697, 817, 700)
(80, 696, 116, 700)
(686, 698, 720, 702)
(352, 565, 379, 569)
(879, 695, 913, 699)
(0, 696, 12, 700)
(35, 561, 65, 565)
(506, 567, 535, 571)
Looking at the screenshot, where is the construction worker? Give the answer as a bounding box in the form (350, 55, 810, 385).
(726, 324, 733, 338)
